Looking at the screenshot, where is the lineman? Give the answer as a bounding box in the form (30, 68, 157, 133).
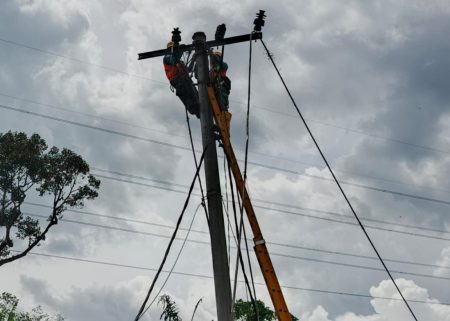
(163, 42, 200, 118)
(210, 50, 232, 133)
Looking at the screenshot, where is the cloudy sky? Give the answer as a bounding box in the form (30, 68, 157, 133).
(1, 0, 450, 320)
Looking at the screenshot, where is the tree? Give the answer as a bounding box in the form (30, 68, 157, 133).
(0, 292, 64, 321)
(234, 299, 298, 321)
(158, 295, 182, 321)
(0, 131, 100, 266)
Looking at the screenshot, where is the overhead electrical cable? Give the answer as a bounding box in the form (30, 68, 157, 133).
(23, 207, 450, 271)
(28, 174, 450, 242)
(0, 92, 186, 138)
(260, 39, 419, 321)
(227, 159, 258, 315)
(0, 103, 191, 151)
(134, 147, 206, 321)
(2, 36, 448, 156)
(4, 92, 448, 196)
(3, 91, 449, 197)
(25, 212, 450, 282)
(235, 30, 259, 317)
(25, 178, 450, 241)
(23, 206, 450, 271)
(238, 100, 450, 156)
(82, 169, 450, 236)
(0, 37, 166, 85)
(16, 251, 450, 307)
(185, 108, 209, 221)
(2, 102, 449, 208)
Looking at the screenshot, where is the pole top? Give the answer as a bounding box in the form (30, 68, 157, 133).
(192, 31, 207, 48)
(192, 31, 206, 41)
(253, 10, 266, 32)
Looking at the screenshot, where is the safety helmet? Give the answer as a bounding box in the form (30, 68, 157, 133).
(167, 41, 174, 48)
(212, 50, 222, 57)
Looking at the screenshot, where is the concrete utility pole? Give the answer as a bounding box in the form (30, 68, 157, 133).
(192, 31, 232, 321)
(137, 12, 268, 321)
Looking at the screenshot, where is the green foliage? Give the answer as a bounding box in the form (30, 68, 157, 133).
(0, 292, 63, 321)
(0, 292, 18, 321)
(234, 299, 298, 321)
(158, 295, 182, 321)
(234, 299, 275, 321)
(0, 131, 100, 266)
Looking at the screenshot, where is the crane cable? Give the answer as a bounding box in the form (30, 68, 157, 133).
(230, 30, 260, 320)
(185, 109, 209, 222)
(259, 38, 419, 321)
(134, 147, 207, 321)
(240, 30, 260, 318)
(140, 202, 202, 316)
(227, 164, 258, 314)
(136, 94, 210, 320)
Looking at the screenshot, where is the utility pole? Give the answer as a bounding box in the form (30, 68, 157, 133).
(192, 31, 232, 321)
(137, 11, 272, 321)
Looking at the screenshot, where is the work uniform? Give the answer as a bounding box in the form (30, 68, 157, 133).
(210, 53, 232, 135)
(163, 52, 200, 118)
(210, 57, 231, 112)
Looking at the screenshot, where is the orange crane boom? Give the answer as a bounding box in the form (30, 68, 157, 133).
(207, 86, 291, 321)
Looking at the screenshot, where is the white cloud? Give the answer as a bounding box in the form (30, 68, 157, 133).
(1, 0, 450, 320)
(302, 279, 450, 321)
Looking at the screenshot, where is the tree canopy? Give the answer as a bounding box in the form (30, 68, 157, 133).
(0, 131, 100, 266)
(0, 292, 64, 321)
(234, 299, 298, 321)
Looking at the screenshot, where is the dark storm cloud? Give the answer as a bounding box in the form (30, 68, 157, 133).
(1, 1, 89, 48)
(2, 1, 450, 321)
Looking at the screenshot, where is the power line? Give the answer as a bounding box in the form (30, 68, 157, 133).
(87, 167, 450, 236)
(244, 101, 450, 156)
(253, 199, 450, 235)
(247, 160, 450, 206)
(3, 91, 448, 196)
(0, 103, 192, 150)
(0, 92, 186, 139)
(2, 102, 450, 208)
(260, 38, 418, 320)
(24, 212, 450, 282)
(23, 207, 450, 270)
(0, 37, 167, 85)
(88, 172, 450, 241)
(27, 172, 450, 243)
(2, 35, 448, 158)
(82, 172, 450, 241)
(256, 205, 450, 242)
(18, 251, 450, 307)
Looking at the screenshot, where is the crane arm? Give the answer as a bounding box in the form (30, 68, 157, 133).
(207, 86, 291, 321)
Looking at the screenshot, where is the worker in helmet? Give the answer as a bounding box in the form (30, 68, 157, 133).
(210, 50, 232, 134)
(210, 51, 231, 111)
(163, 42, 200, 118)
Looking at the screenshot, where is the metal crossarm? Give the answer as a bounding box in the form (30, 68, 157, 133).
(138, 32, 262, 60)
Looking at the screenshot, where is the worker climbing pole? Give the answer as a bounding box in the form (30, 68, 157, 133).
(138, 10, 291, 321)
